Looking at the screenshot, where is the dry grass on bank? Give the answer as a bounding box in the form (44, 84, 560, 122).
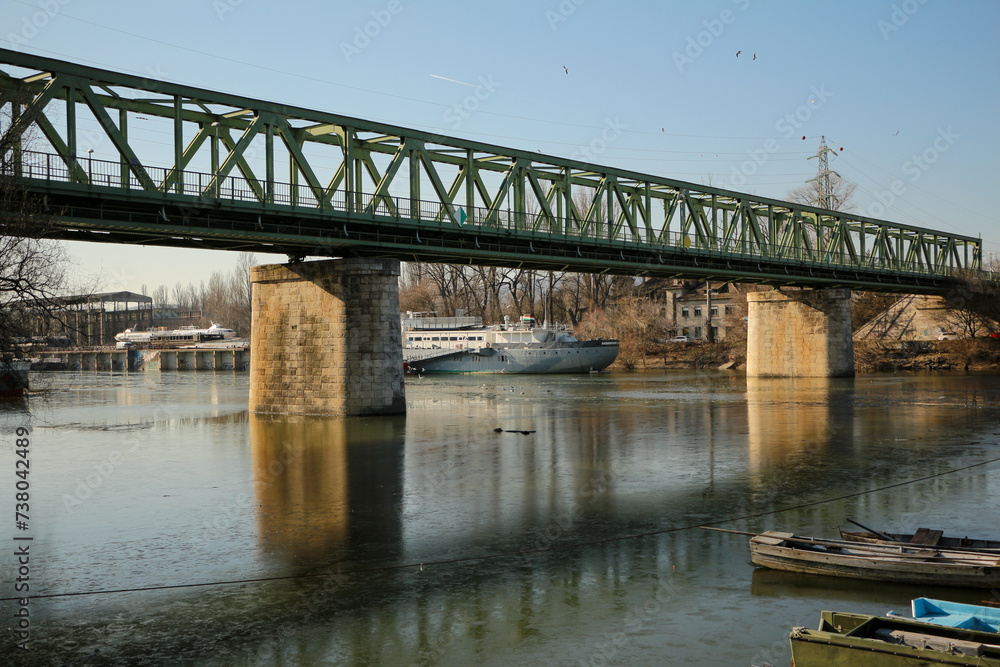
(615, 339, 1000, 373)
(610, 342, 744, 371)
(855, 339, 1000, 373)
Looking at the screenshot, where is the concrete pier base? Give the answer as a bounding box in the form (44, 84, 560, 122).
(747, 288, 854, 378)
(249, 258, 405, 417)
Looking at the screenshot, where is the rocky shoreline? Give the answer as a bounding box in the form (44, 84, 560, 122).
(614, 339, 1000, 373)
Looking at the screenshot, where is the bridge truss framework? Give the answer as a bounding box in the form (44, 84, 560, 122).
(0, 48, 983, 293)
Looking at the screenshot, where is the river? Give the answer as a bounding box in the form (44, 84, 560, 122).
(1, 370, 999, 666)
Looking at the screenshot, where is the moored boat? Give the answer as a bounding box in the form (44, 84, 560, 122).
(401, 312, 618, 374)
(908, 597, 1000, 633)
(749, 531, 1000, 589)
(839, 527, 1000, 553)
(0, 359, 30, 398)
(790, 610, 1000, 666)
(115, 323, 236, 347)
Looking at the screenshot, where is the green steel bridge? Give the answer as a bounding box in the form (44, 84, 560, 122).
(0, 49, 983, 293)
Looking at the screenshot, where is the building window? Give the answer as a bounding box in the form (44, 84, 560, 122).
(725, 305, 735, 315)
(694, 327, 702, 338)
(710, 306, 718, 317)
(694, 307, 702, 317)
(681, 307, 689, 318)
(711, 326, 718, 339)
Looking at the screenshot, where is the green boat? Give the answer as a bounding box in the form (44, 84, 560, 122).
(790, 610, 1000, 666)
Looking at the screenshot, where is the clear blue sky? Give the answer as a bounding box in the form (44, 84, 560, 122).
(2, 0, 998, 295)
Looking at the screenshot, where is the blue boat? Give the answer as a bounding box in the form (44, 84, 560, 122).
(910, 598, 1000, 633)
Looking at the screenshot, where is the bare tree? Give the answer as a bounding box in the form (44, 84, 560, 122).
(0, 89, 73, 356)
(151, 284, 170, 307)
(787, 172, 857, 212)
(574, 296, 668, 370)
(946, 306, 992, 339)
(153, 251, 256, 337)
(399, 278, 437, 314)
(933, 261, 1000, 339)
(227, 252, 255, 338)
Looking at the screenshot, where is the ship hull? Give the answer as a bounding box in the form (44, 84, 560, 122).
(404, 342, 618, 374)
(0, 360, 31, 398)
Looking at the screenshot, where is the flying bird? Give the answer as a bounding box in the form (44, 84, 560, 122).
(563, 65, 569, 74)
(893, 130, 900, 136)
(753, 53, 757, 60)
(736, 50, 741, 57)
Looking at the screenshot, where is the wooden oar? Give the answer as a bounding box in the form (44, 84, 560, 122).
(699, 526, 756, 537)
(846, 518, 898, 542)
(842, 521, 1000, 555)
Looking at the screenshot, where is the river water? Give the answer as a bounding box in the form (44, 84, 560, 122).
(1, 370, 999, 666)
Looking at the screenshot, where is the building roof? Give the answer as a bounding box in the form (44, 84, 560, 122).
(50, 291, 153, 306)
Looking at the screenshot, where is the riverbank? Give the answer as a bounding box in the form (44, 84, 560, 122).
(615, 339, 1000, 373)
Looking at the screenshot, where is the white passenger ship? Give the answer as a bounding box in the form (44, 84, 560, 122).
(114, 323, 237, 347)
(402, 313, 618, 374)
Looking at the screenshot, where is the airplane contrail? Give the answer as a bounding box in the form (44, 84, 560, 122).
(429, 74, 476, 87)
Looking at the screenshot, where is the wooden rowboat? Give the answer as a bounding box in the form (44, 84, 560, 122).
(909, 597, 1000, 632)
(838, 526, 1000, 553)
(790, 610, 1000, 666)
(749, 531, 1000, 589)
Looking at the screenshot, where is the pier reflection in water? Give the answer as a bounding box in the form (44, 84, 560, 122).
(250, 414, 405, 567)
(746, 377, 856, 472)
(2, 371, 998, 666)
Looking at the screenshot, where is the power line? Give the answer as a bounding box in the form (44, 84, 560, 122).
(3, 450, 996, 603)
(2, 6, 775, 145)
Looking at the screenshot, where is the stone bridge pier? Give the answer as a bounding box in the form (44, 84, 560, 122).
(747, 288, 854, 378)
(249, 258, 405, 416)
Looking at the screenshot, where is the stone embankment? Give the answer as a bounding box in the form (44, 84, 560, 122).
(854, 339, 1000, 373)
(616, 339, 1000, 373)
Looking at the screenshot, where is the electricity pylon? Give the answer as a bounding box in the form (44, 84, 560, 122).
(807, 136, 842, 210)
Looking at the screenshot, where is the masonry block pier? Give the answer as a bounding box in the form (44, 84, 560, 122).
(747, 288, 854, 378)
(249, 258, 405, 417)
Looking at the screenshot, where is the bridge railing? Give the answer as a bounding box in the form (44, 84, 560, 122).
(8, 150, 970, 279)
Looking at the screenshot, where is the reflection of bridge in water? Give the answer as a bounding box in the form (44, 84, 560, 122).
(236, 380, 994, 663)
(247, 377, 999, 575)
(28, 375, 998, 664)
